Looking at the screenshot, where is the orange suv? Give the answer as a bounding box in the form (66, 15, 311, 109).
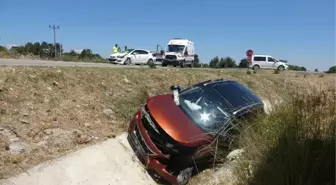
(127, 79, 264, 185)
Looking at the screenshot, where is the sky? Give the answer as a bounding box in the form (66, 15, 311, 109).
(0, 0, 335, 71)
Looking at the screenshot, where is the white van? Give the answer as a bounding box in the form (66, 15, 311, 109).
(250, 55, 289, 71)
(162, 38, 195, 68)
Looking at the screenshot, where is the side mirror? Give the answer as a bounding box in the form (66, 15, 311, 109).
(170, 85, 181, 92)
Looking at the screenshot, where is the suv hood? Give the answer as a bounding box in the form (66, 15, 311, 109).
(146, 94, 212, 147)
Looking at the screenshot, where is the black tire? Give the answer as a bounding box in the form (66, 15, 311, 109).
(161, 60, 167, 67)
(176, 167, 193, 185)
(147, 59, 154, 64)
(180, 60, 186, 68)
(189, 61, 194, 68)
(124, 58, 131, 65)
(278, 65, 285, 71)
(252, 65, 260, 71)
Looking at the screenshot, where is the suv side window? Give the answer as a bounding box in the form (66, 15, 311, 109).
(254, 56, 266, 62)
(267, 57, 275, 62)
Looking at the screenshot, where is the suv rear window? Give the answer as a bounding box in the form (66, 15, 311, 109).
(253, 56, 266, 61)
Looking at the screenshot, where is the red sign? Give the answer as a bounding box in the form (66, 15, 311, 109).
(246, 49, 253, 65)
(246, 49, 253, 57)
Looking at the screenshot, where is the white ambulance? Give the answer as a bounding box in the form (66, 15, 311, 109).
(162, 38, 195, 68)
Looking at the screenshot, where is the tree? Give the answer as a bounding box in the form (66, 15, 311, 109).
(194, 54, 199, 65)
(209, 56, 219, 68)
(238, 58, 249, 68)
(0, 46, 7, 52)
(326, 66, 336, 73)
(201, 63, 209, 68)
(314, 68, 319, 72)
(193, 54, 202, 67)
(288, 65, 307, 71)
(217, 57, 237, 68)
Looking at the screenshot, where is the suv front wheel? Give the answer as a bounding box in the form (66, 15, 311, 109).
(176, 167, 193, 185)
(277, 65, 285, 71)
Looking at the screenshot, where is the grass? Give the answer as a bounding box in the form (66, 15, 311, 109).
(0, 66, 335, 180)
(61, 55, 108, 63)
(237, 87, 335, 185)
(190, 86, 336, 185)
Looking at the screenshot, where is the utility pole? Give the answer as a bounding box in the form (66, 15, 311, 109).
(49, 25, 59, 58)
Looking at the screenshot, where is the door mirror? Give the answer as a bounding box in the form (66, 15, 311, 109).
(184, 51, 188, 55)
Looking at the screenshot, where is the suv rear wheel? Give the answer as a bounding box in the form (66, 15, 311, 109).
(252, 65, 260, 71)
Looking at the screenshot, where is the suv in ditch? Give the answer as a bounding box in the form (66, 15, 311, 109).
(127, 79, 264, 185)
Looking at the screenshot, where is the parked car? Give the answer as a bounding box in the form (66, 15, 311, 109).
(250, 55, 289, 71)
(108, 49, 155, 65)
(127, 79, 264, 185)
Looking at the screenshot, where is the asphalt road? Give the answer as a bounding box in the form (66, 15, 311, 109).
(0, 59, 148, 68)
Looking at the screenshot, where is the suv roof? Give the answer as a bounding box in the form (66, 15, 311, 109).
(253, 54, 273, 57)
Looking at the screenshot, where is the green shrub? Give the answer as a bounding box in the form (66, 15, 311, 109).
(236, 88, 336, 185)
(147, 61, 156, 69)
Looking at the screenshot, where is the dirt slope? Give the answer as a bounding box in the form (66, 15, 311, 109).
(0, 67, 334, 181)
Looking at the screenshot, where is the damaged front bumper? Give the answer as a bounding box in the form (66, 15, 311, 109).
(127, 108, 180, 185)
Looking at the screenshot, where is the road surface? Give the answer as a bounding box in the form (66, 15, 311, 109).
(0, 59, 148, 68)
(0, 133, 157, 185)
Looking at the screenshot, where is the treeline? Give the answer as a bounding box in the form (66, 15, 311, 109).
(62, 49, 105, 62)
(0, 41, 105, 62)
(2, 42, 62, 59)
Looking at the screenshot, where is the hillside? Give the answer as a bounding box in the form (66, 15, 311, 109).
(0, 67, 335, 181)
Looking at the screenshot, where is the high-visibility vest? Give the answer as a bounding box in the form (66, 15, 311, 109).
(112, 46, 118, 53)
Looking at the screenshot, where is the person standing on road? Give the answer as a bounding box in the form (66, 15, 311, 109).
(112, 44, 119, 53)
(124, 46, 128, 53)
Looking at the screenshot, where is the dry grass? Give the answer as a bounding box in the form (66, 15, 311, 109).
(0, 67, 335, 180)
(235, 87, 336, 185)
(189, 82, 335, 185)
